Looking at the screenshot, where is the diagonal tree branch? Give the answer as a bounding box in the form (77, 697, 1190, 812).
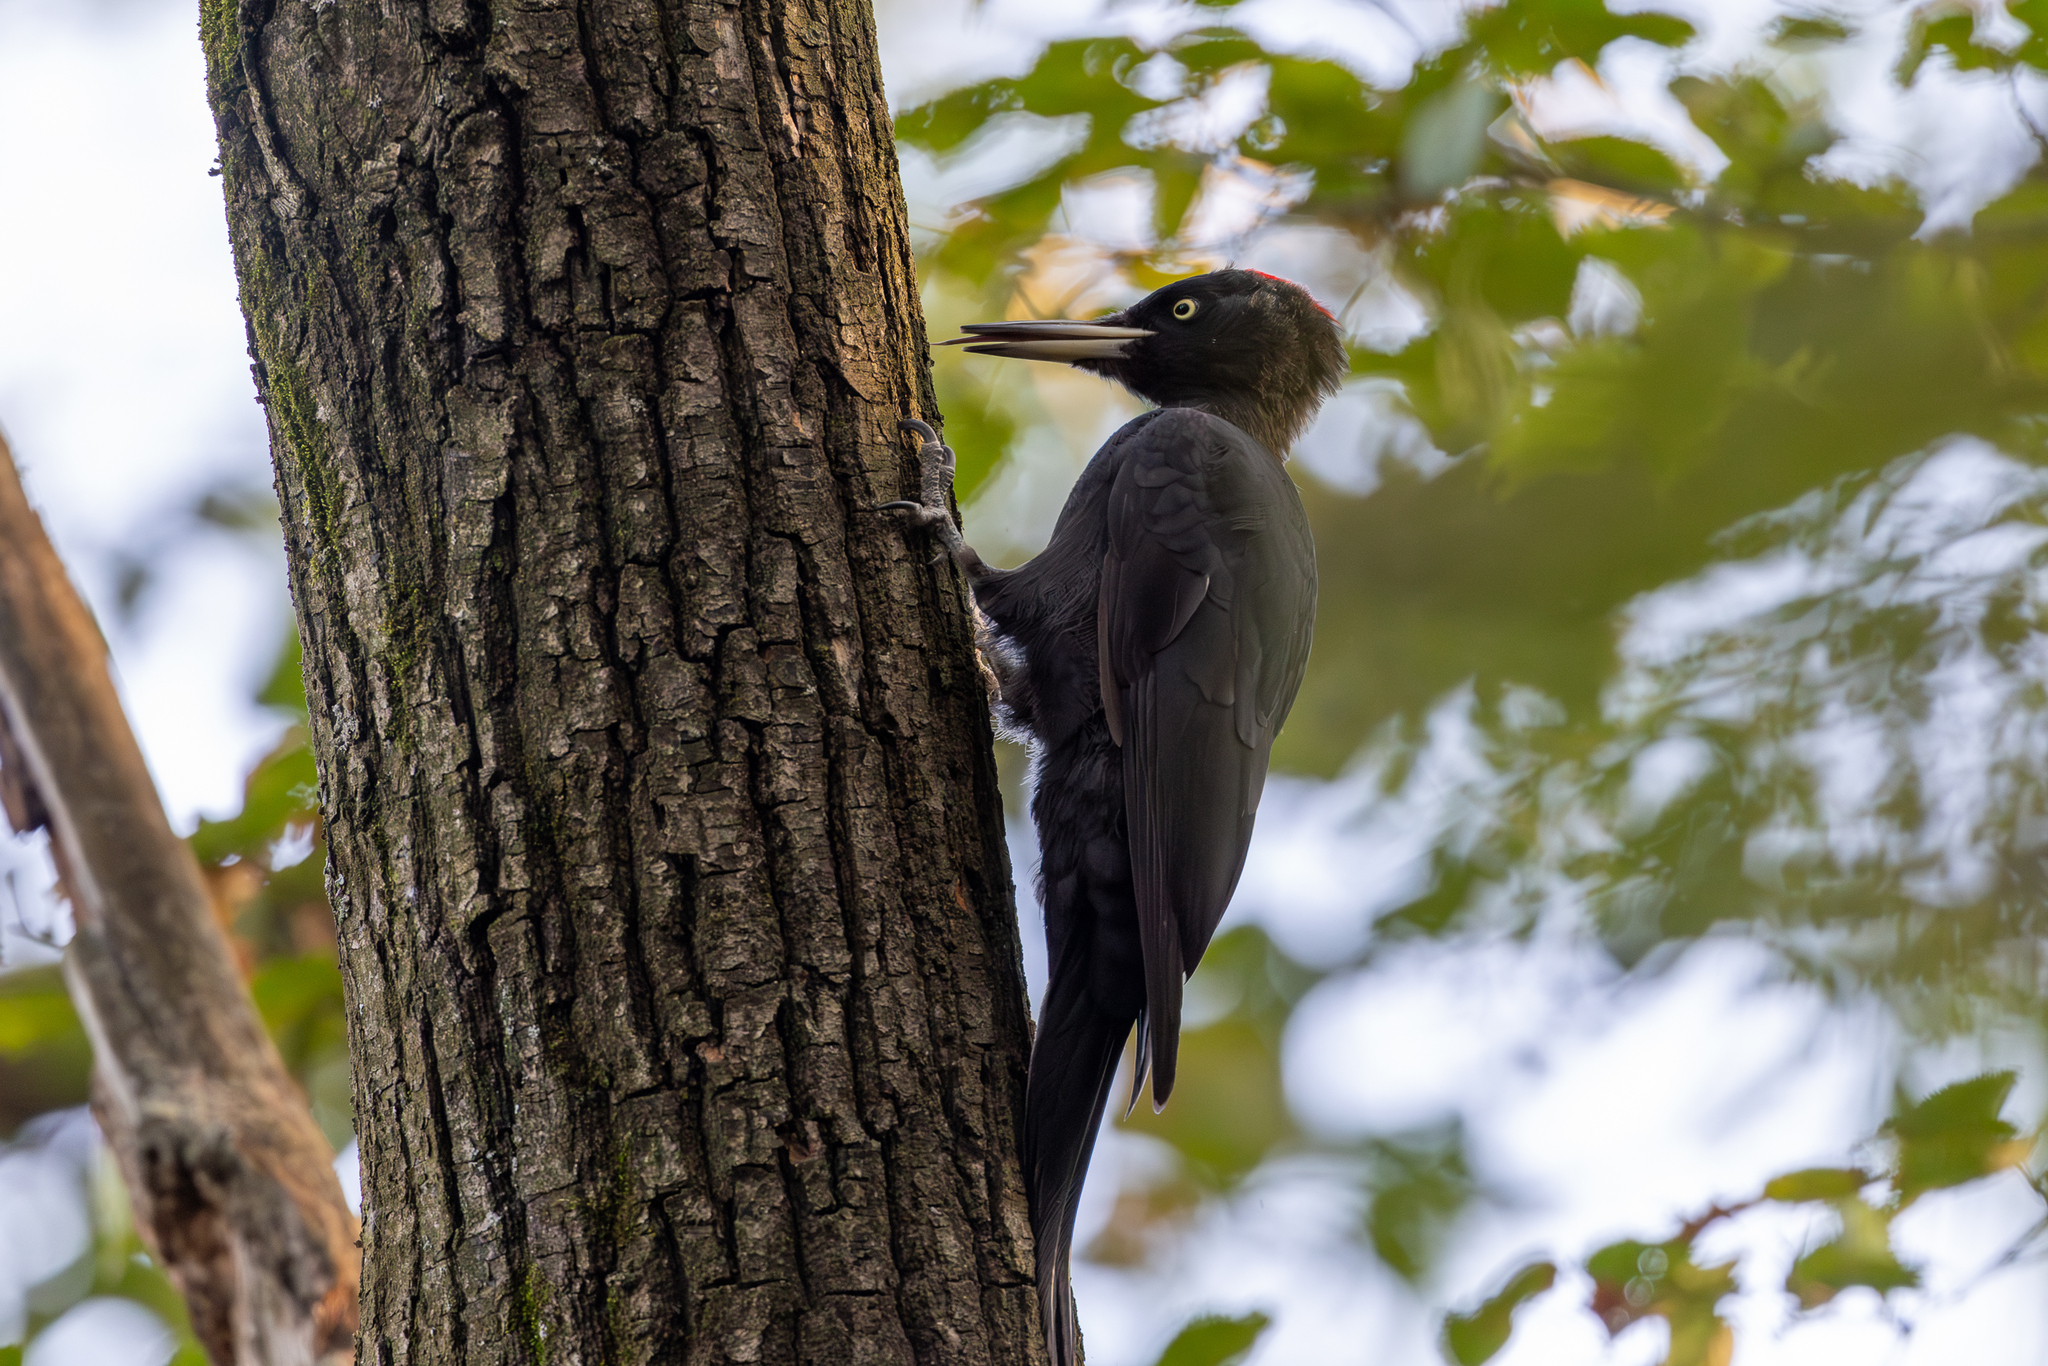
(0, 427, 358, 1366)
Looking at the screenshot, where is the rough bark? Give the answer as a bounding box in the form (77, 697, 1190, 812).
(200, 0, 1040, 1363)
(0, 432, 359, 1366)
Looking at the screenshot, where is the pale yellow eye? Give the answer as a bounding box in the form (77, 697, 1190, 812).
(1172, 298, 1199, 321)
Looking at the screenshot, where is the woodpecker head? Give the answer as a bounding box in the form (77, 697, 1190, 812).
(943, 269, 1348, 456)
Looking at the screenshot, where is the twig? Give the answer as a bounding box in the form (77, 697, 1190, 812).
(3, 869, 67, 952)
(1674, 1196, 1766, 1245)
(2010, 68, 2048, 157)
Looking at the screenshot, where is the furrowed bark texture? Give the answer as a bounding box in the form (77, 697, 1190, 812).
(0, 432, 358, 1366)
(200, 1, 1039, 1363)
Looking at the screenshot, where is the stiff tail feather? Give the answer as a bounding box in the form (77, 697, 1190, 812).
(1023, 967, 1137, 1366)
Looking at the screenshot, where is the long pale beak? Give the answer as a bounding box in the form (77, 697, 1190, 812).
(939, 319, 1153, 362)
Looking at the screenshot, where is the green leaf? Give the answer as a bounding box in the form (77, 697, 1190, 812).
(187, 726, 320, 869)
(1763, 1167, 1872, 1202)
(896, 86, 1029, 156)
(192, 483, 280, 535)
(1785, 1199, 1919, 1307)
(1548, 134, 1689, 197)
(256, 630, 307, 714)
(1885, 1071, 2024, 1203)
(1671, 75, 1839, 218)
(249, 951, 352, 1144)
(1258, 53, 1400, 215)
(1401, 81, 1505, 199)
(1464, 0, 1696, 77)
(1378, 850, 1481, 937)
(0, 966, 91, 1138)
(1587, 1237, 1736, 1365)
(1896, 5, 2008, 85)
(2014, 0, 2048, 69)
(1121, 927, 1308, 1183)
(1490, 221, 1794, 485)
(1404, 193, 1584, 325)
(85, 1219, 209, 1366)
(1365, 1132, 1479, 1281)
(1441, 1261, 1556, 1365)
(0, 966, 82, 1055)
(1153, 1311, 1271, 1366)
(1585, 1237, 1656, 1293)
(1768, 13, 1856, 47)
(922, 271, 1019, 503)
(250, 952, 345, 1045)
(1123, 1015, 1290, 1182)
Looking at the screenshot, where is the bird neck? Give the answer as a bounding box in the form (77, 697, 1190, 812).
(1170, 395, 1298, 460)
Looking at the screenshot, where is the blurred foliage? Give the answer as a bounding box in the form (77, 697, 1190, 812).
(1361, 1127, 1479, 1282)
(187, 631, 350, 1146)
(3, 1118, 209, 1366)
(1450, 1071, 2043, 1364)
(1122, 927, 1307, 1181)
(1888, 1070, 2030, 1203)
(1440, 1260, 1555, 1365)
(108, 479, 282, 624)
(0, 613, 339, 1358)
(1149, 1310, 1271, 1366)
(0, 968, 88, 1137)
(12, 0, 2048, 1361)
(1584, 1237, 1738, 1366)
(900, 0, 2048, 1357)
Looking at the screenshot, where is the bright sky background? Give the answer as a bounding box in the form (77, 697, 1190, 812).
(0, 0, 2045, 1363)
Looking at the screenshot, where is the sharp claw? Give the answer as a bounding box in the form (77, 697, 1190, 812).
(887, 416, 978, 568)
(878, 500, 948, 530)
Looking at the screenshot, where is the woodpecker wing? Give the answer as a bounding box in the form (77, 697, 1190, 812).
(1098, 408, 1316, 1108)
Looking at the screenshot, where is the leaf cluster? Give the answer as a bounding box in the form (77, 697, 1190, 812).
(1445, 1072, 2040, 1364)
(0, 623, 341, 1361)
(903, 0, 2048, 1358)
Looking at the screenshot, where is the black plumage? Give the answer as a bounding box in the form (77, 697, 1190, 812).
(887, 269, 1345, 1366)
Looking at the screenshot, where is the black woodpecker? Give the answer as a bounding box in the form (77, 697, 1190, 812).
(885, 269, 1345, 1366)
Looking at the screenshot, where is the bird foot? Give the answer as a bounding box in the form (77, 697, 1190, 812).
(880, 419, 985, 576)
(882, 419, 1009, 709)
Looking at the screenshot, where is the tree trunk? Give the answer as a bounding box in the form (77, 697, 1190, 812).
(200, 0, 1041, 1362)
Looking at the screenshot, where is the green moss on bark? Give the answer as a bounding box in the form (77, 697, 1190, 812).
(198, 0, 240, 104)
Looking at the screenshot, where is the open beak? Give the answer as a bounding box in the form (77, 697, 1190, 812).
(939, 319, 1153, 362)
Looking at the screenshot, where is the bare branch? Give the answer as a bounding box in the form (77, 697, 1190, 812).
(0, 428, 358, 1366)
